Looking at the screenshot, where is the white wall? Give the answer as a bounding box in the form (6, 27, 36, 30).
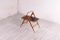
(19, 0, 60, 24)
(0, 0, 17, 20)
(42, 0, 60, 24)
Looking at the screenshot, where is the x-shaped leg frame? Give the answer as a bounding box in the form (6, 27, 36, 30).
(20, 20, 40, 32)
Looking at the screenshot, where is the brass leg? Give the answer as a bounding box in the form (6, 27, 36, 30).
(20, 20, 25, 27)
(29, 21, 35, 32)
(37, 21, 40, 28)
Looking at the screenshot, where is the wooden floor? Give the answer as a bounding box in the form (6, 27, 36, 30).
(0, 13, 60, 40)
